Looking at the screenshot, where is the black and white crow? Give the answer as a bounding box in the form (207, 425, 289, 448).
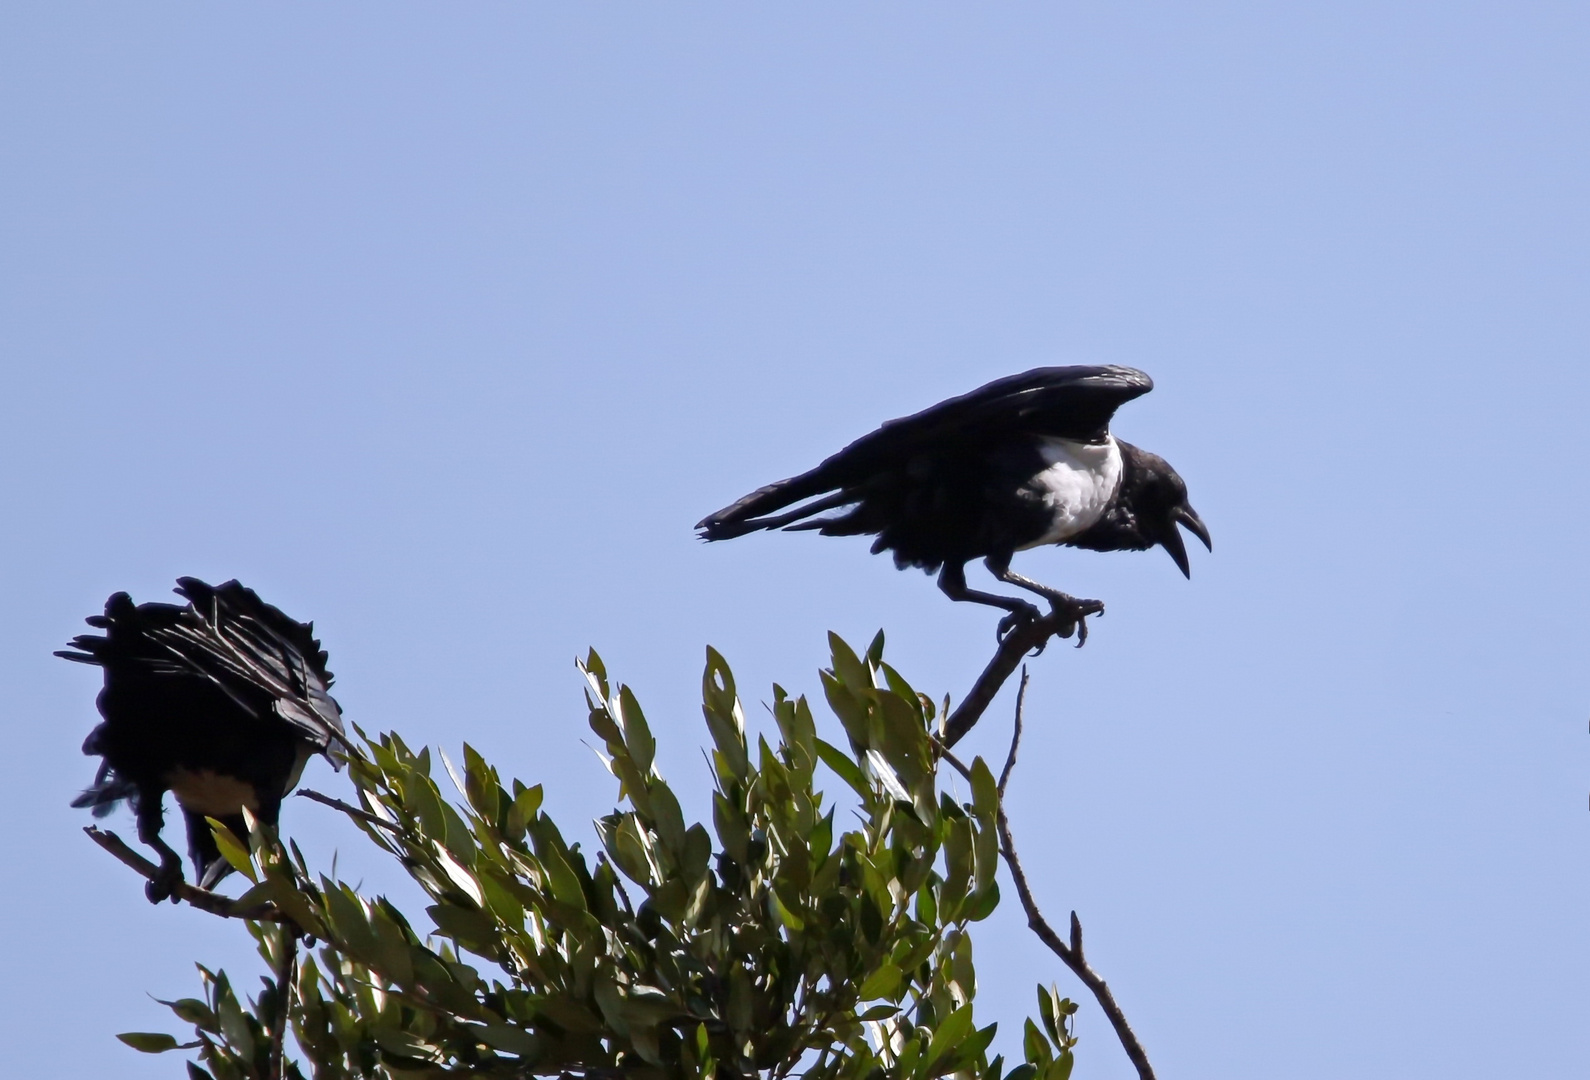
(697, 366, 1209, 639)
(60, 578, 346, 902)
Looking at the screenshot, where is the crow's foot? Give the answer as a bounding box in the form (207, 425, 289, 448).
(145, 858, 184, 904)
(1052, 596, 1105, 648)
(995, 602, 1043, 642)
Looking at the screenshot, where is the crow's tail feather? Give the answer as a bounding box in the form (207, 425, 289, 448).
(696, 476, 851, 540)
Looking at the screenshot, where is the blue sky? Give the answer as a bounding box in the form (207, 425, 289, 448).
(2, 4, 1586, 1077)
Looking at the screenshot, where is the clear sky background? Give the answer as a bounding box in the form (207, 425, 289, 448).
(2, 4, 1586, 1077)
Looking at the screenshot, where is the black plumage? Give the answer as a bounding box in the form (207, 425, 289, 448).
(698, 366, 1210, 637)
(60, 578, 346, 901)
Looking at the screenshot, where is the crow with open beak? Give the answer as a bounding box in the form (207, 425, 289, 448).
(697, 365, 1209, 641)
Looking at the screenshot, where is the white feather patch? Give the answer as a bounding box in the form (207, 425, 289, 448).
(1018, 435, 1124, 548)
(167, 768, 259, 816)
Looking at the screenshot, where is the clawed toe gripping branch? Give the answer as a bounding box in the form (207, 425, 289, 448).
(84, 826, 289, 923)
(938, 659, 1158, 1080)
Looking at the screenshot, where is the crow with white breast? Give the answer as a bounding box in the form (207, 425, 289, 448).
(61, 578, 346, 902)
(697, 366, 1209, 642)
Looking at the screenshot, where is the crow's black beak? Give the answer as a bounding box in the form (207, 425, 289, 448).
(1161, 525, 1192, 578)
(1174, 504, 1212, 552)
(1161, 504, 1211, 578)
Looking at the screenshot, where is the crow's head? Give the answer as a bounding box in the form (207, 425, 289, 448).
(1120, 444, 1211, 577)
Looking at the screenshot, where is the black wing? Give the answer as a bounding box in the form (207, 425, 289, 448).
(697, 365, 1152, 539)
(58, 578, 348, 758)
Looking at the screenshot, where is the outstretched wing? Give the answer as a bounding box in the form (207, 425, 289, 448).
(697, 365, 1152, 539)
(58, 578, 348, 758)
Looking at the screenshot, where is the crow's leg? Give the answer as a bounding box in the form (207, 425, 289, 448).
(136, 795, 185, 904)
(198, 793, 276, 890)
(938, 562, 1041, 640)
(188, 810, 246, 892)
(984, 555, 1105, 646)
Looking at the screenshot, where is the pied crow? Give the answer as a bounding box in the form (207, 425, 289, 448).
(60, 578, 346, 902)
(697, 366, 1209, 639)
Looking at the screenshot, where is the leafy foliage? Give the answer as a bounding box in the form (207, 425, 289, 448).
(121, 633, 1078, 1079)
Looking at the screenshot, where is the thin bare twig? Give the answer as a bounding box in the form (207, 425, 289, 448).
(83, 826, 286, 921)
(998, 666, 1029, 797)
(942, 612, 1078, 747)
(995, 684, 1158, 1080)
(936, 663, 1158, 1079)
(296, 788, 403, 834)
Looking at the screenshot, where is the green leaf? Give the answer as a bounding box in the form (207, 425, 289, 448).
(768, 887, 805, 931)
(507, 783, 543, 841)
(827, 632, 872, 690)
(322, 882, 380, 961)
(369, 905, 416, 986)
(878, 662, 919, 714)
(1045, 1051, 1075, 1080)
(587, 694, 624, 747)
(963, 881, 1001, 922)
(820, 671, 870, 748)
(712, 792, 750, 864)
(616, 686, 656, 775)
(857, 963, 902, 1000)
(923, 1003, 974, 1072)
(214, 980, 255, 1059)
(473, 1021, 540, 1058)
(648, 780, 689, 857)
(601, 813, 655, 884)
(462, 742, 496, 815)
(1038, 984, 1060, 1045)
(430, 902, 498, 952)
(157, 997, 215, 1030)
(206, 819, 257, 883)
(726, 965, 753, 1034)
(228, 880, 276, 912)
(1023, 1018, 1053, 1067)
(942, 816, 973, 913)
(536, 837, 589, 913)
(433, 842, 484, 905)
(406, 774, 449, 840)
(946, 1022, 999, 1072)
(864, 629, 886, 666)
(865, 748, 910, 802)
(259, 863, 325, 938)
(682, 822, 713, 883)
(970, 757, 998, 821)
(809, 808, 835, 864)
(702, 649, 750, 780)
(815, 739, 871, 800)
(116, 1032, 181, 1053)
(581, 649, 609, 699)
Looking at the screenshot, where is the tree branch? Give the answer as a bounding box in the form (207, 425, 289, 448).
(296, 787, 403, 834)
(83, 826, 287, 922)
(269, 923, 298, 1080)
(994, 678, 1158, 1080)
(942, 612, 1077, 747)
(997, 667, 1029, 798)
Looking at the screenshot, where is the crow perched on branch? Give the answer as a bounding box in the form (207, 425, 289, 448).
(60, 578, 346, 902)
(698, 366, 1209, 640)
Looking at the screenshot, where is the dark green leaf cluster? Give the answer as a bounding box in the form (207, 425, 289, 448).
(122, 634, 1078, 1080)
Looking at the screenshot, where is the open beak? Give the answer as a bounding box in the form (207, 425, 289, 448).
(1174, 504, 1212, 552)
(1161, 504, 1211, 579)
